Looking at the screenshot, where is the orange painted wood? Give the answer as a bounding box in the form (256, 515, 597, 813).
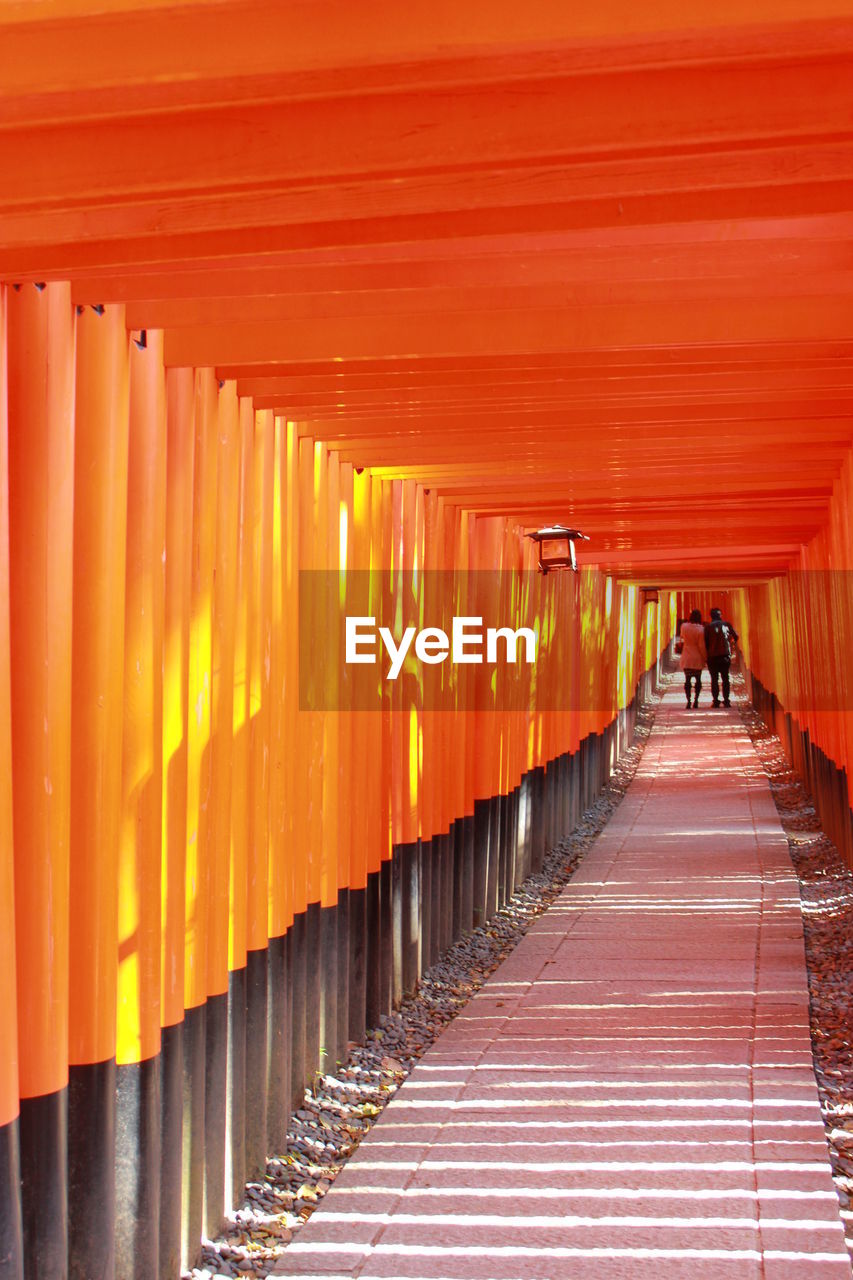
(161, 366, 194, 1029)
(5, 226, 75, 1114)
(161, 296, 853, 369)
(2, 57, 851, 213)
(208, 381, 240, 996)
(69, 304, 130, 1068)
(67, 232, 853, 306)
(183, 369, 218, 1011)
(247, 409, 274, 947)
(0, 287, 19, 1126)
(2, 0, 848, 124)
(117, 328, 166, 1066)
(267, 416, 289, 939)
(228, 397, 255, 974)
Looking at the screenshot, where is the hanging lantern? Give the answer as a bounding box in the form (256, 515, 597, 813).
(641, 586, 660, 606)
(526, 525, 589, 574)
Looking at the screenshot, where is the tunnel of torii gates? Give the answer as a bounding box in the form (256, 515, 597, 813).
(1, 2, 853, 1278)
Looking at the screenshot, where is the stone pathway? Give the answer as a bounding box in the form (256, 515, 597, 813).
(271, 689, 850, 1279)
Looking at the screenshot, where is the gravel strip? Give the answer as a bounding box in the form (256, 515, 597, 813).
(736, 677, 853, 1266)
(185, 698, 658, 1279)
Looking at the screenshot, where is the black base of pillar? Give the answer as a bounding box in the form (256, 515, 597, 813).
(472, 798, 490, 928)
(304, 903, 321, 1084)
(348, 886, 367, 1044)
(365, 870, 382, 1028)
(390, 846, 403, 1006)
(204, 991, 228, 1237)
(288, 917, 306, 1109)
(450, 820, 463, 941)
(266, 933, 290, 1152)
(379, 859, 393, 1014)
(181, 1005, 205, 1273)
(244, 949, 268, 1181)
(19, 1089, 66, 1280)
(68, 1058, 116, 1280)
(530, 766, 545, 873)
(401, 840, 420, 993)
(486, 794, 500, 920)
(335, 889, 350, 1067)
(226, 969, 247, 1207)
(419, 838, 432, 977)
(158, 1022, 182, 1280)
(0, 1117, 23, 1280)
(461, 813, 474, 934)
(116, 1054, 161, 1280)
(319, 904, 338, 1074)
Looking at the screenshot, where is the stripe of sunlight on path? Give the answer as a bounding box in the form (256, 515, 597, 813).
(270, 687, 850, 1280)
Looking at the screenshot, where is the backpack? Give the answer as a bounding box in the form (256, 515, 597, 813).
(705, 621, 731, 660)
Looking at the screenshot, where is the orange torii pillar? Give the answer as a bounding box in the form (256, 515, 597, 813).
(281, 420, 308, 1111)
(181, 369, 218, 1268)
(160, 367, 195, 1280)
(205, 380, 241, 1236)
(266, 414, 293, 1153)
(0, 286, 23, 1280)
(67, 304, 130, 1280)
(245, 408, 274, 1179)
(115, 331, 167, 1279)
(7, 282, 76, 1280)
(225, 395, 255, 1204)
(321, 452, 347, 1071)
(296, 435, 323, 1084)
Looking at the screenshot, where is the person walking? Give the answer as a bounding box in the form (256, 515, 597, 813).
(678, 608, 707, 709)
(704, 606, 739, 707)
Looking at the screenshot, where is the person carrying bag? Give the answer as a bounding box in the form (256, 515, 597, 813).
(704, 607, 739, 707)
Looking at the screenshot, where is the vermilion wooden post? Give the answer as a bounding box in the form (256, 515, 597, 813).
(348, 466, 371, 1041)
(67, 303, 131, 1280)
(159, 365, 195, 1280)
(334, 459, 354, 1060)
(282, 418, 307, 1109)
(7, 282, 75, 1280)
(320, 452, 343, 1068)
(266, 414, 291, 1150)
(181, 367, 218, 1270)
(0, 285, 24, 1280)
(245, 408, 273, 1177)
(115, 329, 167, 1280)
(203, 379, 240, 1236)
(226, 395, 254, 1203)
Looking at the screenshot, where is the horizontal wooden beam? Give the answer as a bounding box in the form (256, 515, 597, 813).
(65, 230, 853, 305)
(2, 1, 850, 126)
(1, 57, 851, 218)
(125, 270, 853, 332)
(213, 336, 853, 382)
(6, 139, 852, 266)
(162, 296, 853, 367)
(235, 364, 853, 409)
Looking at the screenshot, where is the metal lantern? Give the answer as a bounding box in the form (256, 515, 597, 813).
(641, 586, 660, 606)
(526, 525, 589, 574)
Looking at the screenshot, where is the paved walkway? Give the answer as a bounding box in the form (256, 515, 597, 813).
(275, 690, 850, 1279)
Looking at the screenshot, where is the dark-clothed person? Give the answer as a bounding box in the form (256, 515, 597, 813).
(679, 609, 707, 709)
(704, 607, 739, 707)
